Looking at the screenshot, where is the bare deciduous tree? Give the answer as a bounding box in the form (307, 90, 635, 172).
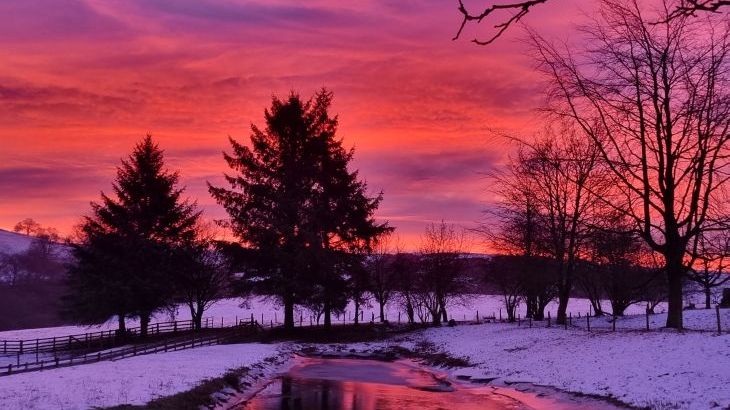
(454, 0, 728, 45)
(480, 145, 556, 320)
(688, 230, 730, 308)
(514, 126, 610, 325)
(416, 221, 469, 325)
(531, 0, 730, 328)
(366, 234, 401, 322)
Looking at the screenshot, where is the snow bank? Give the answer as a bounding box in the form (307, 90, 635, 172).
(0, 342, 284, 409)
(384, 314, 730, 410)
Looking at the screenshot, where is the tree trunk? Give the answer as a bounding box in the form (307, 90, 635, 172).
(556, 286, 570, 325)
(589, 297, 604, 316)
(354, 301, 360, 325)
(117, 314, 126, 333)
(194, 309, 204, 331)
(704, 286, 712, 310)
(116, 313, 127, 341)
(140, 313, 150, 338)
(665, 254, 684, 329)
(284, 294, 294, 329)
(405, 294, 415, 324)
(379, 302, 385, 323)
(526, 295, 536, 319)
(324, 301, 332, 329)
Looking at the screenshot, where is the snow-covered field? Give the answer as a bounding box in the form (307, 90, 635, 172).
(0, 342, 286, 409)
(344, 310, 730, 410)
(0, 307, 727, 409)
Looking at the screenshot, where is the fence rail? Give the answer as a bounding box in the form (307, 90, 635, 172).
(1, 323, 258, 377)
(0, 317, 227, 355)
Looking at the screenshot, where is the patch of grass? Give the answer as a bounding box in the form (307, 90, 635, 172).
(410, 340, 471, 368)
(102, 366, 250, 410)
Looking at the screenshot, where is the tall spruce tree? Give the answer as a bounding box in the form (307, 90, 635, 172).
(65, 135, 200, 336)
(209, 89, 391, 329)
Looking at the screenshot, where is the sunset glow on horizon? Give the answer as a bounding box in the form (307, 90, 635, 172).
(0, 0, 587, 249)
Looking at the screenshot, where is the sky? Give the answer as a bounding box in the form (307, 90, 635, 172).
(0, 0, 586, 249)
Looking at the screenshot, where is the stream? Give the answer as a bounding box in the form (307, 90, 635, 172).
(233, 356, 625, 410)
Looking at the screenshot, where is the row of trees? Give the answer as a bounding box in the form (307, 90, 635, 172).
(64, 90, 400, 333)
(480, 0, 730, 328)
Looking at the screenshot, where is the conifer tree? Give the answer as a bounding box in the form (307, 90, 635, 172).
(65, 136, 200, 336)
(210, 89, 391, 329)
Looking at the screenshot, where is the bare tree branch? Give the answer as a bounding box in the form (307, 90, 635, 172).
(454, 0, 729, 45)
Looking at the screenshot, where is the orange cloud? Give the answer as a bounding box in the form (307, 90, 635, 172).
(0, 0, 587, 250)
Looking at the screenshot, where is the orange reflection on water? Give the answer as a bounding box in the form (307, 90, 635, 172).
(242, 357, 523, 410)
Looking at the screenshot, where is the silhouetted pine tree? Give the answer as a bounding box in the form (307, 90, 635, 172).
(65, 135, 200, 337)
(209, 89, 391, 329)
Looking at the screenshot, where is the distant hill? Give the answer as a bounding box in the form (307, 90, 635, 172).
(0, 228, 36, 254)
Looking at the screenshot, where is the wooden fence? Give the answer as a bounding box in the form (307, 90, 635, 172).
(1, 323, 258, 377)
(0, 317, 226, 355)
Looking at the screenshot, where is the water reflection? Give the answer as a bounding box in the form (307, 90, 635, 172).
(243, 357, 522, 410)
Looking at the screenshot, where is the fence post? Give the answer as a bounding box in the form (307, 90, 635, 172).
(612, 315, 616, 332)
(499, 309, 502, 321)
(398, 312, 401, 324)
(587, 313, 590, 331)
(717, 305, 722, 335)
(518, 313, 521, 327)
(547, 311, 551, 328)
(476, 310, 479, 323)
(645, 304, 650, 331)
(569, 312, 572, 326)
(564, 314, 567, 330)
(529, 316, 532, 328)
(300, 314, 303, 327)
(19, 340, 23, 355)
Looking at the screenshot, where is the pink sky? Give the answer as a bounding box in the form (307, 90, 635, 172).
(0, 0, 586, 249)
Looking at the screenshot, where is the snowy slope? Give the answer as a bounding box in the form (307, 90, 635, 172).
(0, 228, 35, 254)
(0, 342, 286, 409)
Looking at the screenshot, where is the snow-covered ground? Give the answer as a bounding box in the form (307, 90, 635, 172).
(0, 228, 35, 255)
(341, 310, 730, 410)
(0, 342, 286, 409)
(0, 308, 727, 409)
